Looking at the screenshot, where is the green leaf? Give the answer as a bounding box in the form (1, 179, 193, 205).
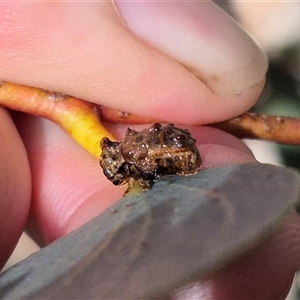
(1, 163, 300, 299)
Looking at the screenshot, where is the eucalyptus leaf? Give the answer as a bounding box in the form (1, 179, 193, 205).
(1, 163, 300, 299)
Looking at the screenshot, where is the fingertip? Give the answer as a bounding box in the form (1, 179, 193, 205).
(0, 2, 266, 126)
(19, 119, 255, 245)
(66, 125, 257, 235)
(115, 1, 267, 123)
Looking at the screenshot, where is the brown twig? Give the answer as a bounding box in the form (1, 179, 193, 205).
(0, 81, 300, 155)
(99, 106, 300, 146)
(211, 113, 300, 145)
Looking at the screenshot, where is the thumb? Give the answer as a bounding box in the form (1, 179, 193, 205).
(0, 2, 266, 124)
(116, 1, 268, 123)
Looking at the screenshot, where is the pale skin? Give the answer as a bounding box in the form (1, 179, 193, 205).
(0, 2, 300, 299)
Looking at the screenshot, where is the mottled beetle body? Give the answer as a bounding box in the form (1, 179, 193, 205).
(100, 123, 201, 189)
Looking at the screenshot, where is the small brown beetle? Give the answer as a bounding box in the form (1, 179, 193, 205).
(99, 123, 201, 189)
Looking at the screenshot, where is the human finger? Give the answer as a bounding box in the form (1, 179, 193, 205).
(0, 2, 266, 125)
(15, 116, 255, 244)
(16, 116, 300, 299)
(115, 0, 268, 123)
(0, 109, 31, 269)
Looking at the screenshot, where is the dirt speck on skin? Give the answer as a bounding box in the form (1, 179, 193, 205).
(211, 74, 220, 83)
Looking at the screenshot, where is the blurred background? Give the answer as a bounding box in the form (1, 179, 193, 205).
(3, 1, 300, 299)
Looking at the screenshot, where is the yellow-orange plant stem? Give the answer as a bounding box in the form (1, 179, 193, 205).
(0, 81, 115, 158)
(1, 81, 300, 161)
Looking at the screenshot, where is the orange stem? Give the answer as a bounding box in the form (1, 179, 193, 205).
(1, 81, 300, 159)
(0, 81, 115, 158)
